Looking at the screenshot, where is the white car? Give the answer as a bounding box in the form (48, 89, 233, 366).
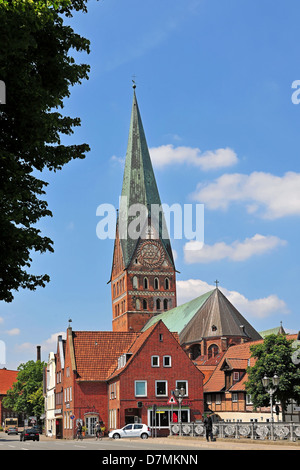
(109, 423, 151, 440)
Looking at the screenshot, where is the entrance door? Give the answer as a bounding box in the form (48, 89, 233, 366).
(85, 416, 97, 436)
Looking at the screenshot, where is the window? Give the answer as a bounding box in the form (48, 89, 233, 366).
(149, 409, 190, 428)
(133, 276, 138, 289)
(156, 380, 168, 397)
(156, 299, 161, 310)
(143, 277, 148, 289)
(154, 278, 159, 290)
(151, 356, 160, 367)
(135, 380, 147, 397)
(159, 334, 163, 342)
(176, 380, 188, 396)
(233, 371, 240, 381)
(143, 299, 147, 310)
(163, 356, 171, 367)
(163, 299, 168, 310)
(246, 394, 253, 405)
(164, 278, 170, 290)
(232, 393, 238, 402)
(216, 393, 221, 405)
(208, 344, 219, 359)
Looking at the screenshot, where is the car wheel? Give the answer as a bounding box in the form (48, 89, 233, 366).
(141, 433, 148, 439)
(113, 433, 121, 439)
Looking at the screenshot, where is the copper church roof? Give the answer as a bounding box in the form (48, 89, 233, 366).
(142, 288, 262, 344)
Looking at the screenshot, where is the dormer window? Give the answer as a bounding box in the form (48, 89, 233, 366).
(117, 353, 132, 369)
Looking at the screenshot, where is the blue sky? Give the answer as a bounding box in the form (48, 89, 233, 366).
(1, 0, 300, 369)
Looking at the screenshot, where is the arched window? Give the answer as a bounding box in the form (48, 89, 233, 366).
(136, 299, 140, 310)
(163, 299, 168, 310)
(190, 344, 201, 360)
(164, 278, 170, 290)
(132, 276, 138, 289)
(208, 344, 219, 359)
(143, 277, 148, 289)
(143, 299, 148, 310)
(154, 277, 159, 290)
(156, 299, 161, 310)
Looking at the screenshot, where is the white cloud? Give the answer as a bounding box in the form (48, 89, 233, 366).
(149, 145, 238, 170)
(111, 155, 125, 166)
(17, 331, 66, 359)
(193, 171, 300, 219)
(176, 279, 289, 319)
(6, 328, 20, 336)
(43, 331, 66, 349)
(184, 234, 287, 263)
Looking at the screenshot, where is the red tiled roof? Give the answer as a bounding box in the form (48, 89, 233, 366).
(0, 369, 18, 395)
(108, 323, 159, 380)
(72, 322, 179, 382)
(72, 331, 140, 381)
(204, 339, 263, 392)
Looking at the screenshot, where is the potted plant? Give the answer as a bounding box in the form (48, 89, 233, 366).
(82, 426, 87, 437)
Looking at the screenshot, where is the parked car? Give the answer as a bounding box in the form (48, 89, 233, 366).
(109, 423, 151, 440)
(7, 427, 18, 435)
(19, 428, 40, 441)
(32, 425, 42, 434)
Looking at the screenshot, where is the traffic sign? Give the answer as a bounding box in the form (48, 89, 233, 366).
(167, 395, 177, 405)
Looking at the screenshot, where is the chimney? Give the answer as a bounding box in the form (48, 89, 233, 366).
(37, 345, 41, 362)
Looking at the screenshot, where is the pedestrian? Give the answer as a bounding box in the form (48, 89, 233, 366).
(204, 413, 214, 442)
(95, 421, 101, 440)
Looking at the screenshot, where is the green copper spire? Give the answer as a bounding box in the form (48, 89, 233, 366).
(118, 88, 174, 268)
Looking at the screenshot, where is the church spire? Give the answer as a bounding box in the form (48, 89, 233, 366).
(118, 88, 174, 268)
(110, 88, 177, 332)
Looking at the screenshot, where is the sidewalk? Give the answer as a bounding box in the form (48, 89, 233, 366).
(161, 435, 300, 450)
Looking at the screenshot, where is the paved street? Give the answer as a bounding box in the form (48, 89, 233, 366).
(0, 432, 299, 453)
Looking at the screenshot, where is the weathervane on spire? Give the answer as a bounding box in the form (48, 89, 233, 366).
(132, 74, 137, 89)
(215, 280, 219, 289)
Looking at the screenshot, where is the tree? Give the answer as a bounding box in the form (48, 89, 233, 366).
(3, 360, 46, 419)
(245, 334, 300, 414)
(0, 1, 93, 302)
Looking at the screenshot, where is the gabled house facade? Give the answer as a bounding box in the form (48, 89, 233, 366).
(48, 320, 204, 438)
(203, 339, 281, 422)
(107, 320, 204, 434)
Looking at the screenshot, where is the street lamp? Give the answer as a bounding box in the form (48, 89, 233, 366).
(262, 374, 280, 437)
(174, 387, 185, 425)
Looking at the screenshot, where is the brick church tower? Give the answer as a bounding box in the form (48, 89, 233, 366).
(110, 86, 177, 332)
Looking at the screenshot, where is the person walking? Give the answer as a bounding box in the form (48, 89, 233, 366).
(204, 413, 214, 442)
(76, 422, 83, 440)
(95, 421, 101, 440)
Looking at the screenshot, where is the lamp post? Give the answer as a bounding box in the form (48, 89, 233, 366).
(174, 387, 185, 430)
(262, 374, 280, 440)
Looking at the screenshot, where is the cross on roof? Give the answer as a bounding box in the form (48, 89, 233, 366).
(215, 280, 219, 289)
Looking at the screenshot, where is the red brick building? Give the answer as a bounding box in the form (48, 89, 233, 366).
(53, 321, 204, 438)
(203, 333, 299, 422)
(0, 369, 21, 427)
